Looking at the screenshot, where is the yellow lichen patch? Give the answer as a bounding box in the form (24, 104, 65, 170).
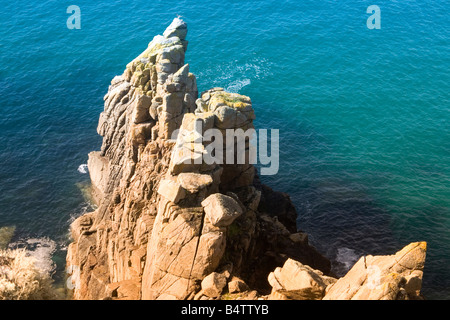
(233, 101, 250, 109)
(221, 292, 246, 300)
(418, 242, 427, 251)
(207, 92, 252, 112)
(215, 92, 250, 107)
(385, 272, 400, 280)
(124, 36, 183, 78)
(135, 36, 183, 64)
(395, 241, 427, 261)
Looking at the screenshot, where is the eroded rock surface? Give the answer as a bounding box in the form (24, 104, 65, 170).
(67, 18, 330, 300)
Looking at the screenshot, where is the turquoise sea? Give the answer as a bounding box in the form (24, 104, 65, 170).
(0, 0, 448, 299)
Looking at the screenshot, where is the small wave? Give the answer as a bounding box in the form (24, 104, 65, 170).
(77, 164, 88, 174)
(8, 237, 57, 276)
(68, 202, 94, 225)
(225, 79, 251, 93)
(335, 247, 360, 272)
(197, 56, 273, 91)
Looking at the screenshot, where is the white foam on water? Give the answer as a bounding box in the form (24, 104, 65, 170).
(8, 237, 57, 276)
(68, 202, 92, 225)
(336, 247, 360, 272)
(77, 164, 88, 174)
(197, 56, 273, 90)
(226, 78, 251, 93)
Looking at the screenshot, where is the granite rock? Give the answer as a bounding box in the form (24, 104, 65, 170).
(67, 18, 333, 301)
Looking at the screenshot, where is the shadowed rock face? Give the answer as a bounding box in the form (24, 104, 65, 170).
(66, 18, 330, 300)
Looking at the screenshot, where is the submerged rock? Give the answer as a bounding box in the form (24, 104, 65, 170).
(0, 226, 15, 250)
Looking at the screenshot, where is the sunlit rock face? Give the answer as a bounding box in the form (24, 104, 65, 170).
(67, 18, 330, 300)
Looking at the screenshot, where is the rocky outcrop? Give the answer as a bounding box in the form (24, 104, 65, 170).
(266, 242, 427, 300)
(323, 242, 427, 300)
(66, 18, 429, 301)
(66, 18, 330, 300)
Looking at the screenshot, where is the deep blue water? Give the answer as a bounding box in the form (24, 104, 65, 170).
(0, 0, 449, 299)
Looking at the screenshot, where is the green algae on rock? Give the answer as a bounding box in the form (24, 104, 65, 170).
(0, 226, 15, 250)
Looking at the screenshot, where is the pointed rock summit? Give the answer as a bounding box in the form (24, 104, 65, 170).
(163, 17, 188, 40)
(66, 18, 427, 301)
